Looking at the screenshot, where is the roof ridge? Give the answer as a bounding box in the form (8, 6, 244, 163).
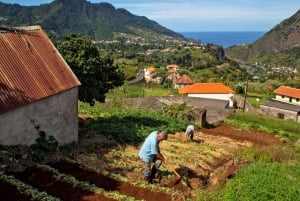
(0, 25, 41, 33)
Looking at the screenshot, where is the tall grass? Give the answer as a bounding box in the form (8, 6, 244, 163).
(225, 112, 300, 142)
(106, 85, 174, 99)
(107, 85, 146, 98)
(78, 102, 188, 144)
(210, 163, 300, 201)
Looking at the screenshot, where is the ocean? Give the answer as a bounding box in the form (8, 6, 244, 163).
(180, 31, 265, 48)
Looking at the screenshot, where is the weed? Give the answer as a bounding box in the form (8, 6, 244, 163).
(30, 131, 58, 162)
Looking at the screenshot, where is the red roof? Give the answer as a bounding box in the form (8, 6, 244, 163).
(274, 86, 300, 99)
(175, 74, 195, 84)
(0, 25, 81, 114)
(178, 83, 234, 94)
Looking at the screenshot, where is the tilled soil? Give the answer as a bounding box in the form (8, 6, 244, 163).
(47, 160, 173, 201)
(0, 123, 285, 201)
(0, 181, 32, 201)
(8, 165, 118, 201)
(201, 123, 284, 146)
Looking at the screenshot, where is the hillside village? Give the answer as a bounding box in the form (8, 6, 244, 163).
(0, 2, 300, 200)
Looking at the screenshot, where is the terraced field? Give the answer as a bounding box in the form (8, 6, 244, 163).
(0, 124, 283, 200)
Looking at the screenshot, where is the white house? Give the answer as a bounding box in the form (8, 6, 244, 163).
(166, 64, 180, 80)
(274, 86, 300, 106)
(0, 25, 81, 146)
(260, 86, 300, 122)
(178, 83, 235, 107)
(144, 66, 157, 82)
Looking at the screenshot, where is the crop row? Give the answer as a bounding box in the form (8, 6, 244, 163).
(0, 171, 60, 201)
(36, 164, 136, 201)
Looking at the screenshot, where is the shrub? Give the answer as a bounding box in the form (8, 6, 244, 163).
(212, 163, 300, 201)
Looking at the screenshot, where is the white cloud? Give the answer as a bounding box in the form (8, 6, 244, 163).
(3, 0, 299, 31)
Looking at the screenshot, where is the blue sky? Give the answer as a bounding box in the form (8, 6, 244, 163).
(1, 0, 299, 32)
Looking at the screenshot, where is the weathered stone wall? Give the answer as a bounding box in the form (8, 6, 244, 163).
(0, 88, 78, 146)
(260, 105, 299, 123)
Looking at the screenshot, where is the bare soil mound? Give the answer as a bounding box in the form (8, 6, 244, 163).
(201, 123, 284, 146)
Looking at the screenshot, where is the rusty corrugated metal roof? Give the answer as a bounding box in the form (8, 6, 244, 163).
(0, 25, 81, 114)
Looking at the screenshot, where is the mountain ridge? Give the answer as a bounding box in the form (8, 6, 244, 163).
(225, 9, 300, 67)
(0, 0, 184, 40)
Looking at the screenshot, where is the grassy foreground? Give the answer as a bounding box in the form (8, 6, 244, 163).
(196, 112, 300, 201)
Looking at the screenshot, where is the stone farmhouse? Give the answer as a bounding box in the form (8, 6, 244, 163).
(0, 25, 81, 146)
(260, 86, 300, 122)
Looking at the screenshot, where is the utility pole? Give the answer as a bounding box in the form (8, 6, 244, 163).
(243, 74, 249, 112)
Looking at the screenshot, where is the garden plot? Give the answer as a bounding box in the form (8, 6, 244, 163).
(7, 165, 125, 201)
(75, 124, 284, 199)
(0, 124, 284, 201)
(47, 160, 179, 201)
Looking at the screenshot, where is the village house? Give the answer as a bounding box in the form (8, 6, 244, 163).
(144, 66, 157, 82)
(178, 83, 235, 107)
(0, 25, 81, 146)
(260, 86, 300, 122)
(166, 64, 180, 80)
(174, 74, 195, 89)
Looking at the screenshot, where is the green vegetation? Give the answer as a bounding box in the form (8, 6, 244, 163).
(225, 9, 300, 73)
(208, 163, 300, 201)
(106, 85, 175, 99)
(0, 172, 60, 201)
(37, 164, 136, 201)
(56, 33, 125, 105)
(30, 131, 59, 162)
(0, 0, 182, 40)
(195, 111, 300, 201)
(78, 101, 190, 144)
(225, 112, 300, 142)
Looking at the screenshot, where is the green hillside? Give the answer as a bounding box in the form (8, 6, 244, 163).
(0, 0, 184, 40)
(225, 9, 300, 69)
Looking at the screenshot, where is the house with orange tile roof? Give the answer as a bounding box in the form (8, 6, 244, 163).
(174, 74, 195, 89)
(144, 66, 157, 82)
(260, 86, 300, 122)
(274, 86, 300, 105)
(166, 64, 180, 80)
(0, 25, 81, 146)
(178, 83, 235, 107)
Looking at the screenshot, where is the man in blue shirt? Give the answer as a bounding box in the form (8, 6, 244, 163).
(139, 130, 168, 184)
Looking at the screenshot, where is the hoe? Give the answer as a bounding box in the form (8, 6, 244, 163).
(166, 164, 182, 184)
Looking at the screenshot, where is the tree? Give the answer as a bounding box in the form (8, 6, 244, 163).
(56, 33, 125, 105)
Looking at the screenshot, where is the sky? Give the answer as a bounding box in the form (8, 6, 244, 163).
(1, 0, 299, 32)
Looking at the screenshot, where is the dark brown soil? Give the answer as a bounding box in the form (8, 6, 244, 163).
(8, 166, 117, 201)
(47, 160, 173, 201)
(0, 181, 32, 201)
(201, 123, 284, 146)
